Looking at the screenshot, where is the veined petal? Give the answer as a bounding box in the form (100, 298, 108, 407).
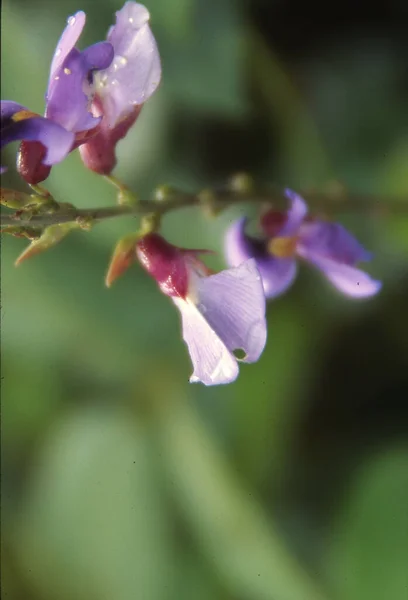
(279, 188, 308, 235)
(299, 250, 382, 298)
(49, 11, 86, 82)
(173, 259, 267, 386)
(298, 221, 372, 264)
(224, 218, 297, 298)
(193, 259, 267, 362)
(1, 114, 74, 165)
(172, 297, 239, 385)
(94, 2, 161, 127)
(46, 43, 114, 133)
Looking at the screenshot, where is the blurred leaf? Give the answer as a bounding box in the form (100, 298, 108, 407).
(231, 299, 321, 487)
(151, 0, 247, 116)
(250, 31, 333, 186)
(16, 407, 174, 600)
(327, 446, 408, 600)
(154, 393, 327, 600)
(1, 353, 61, 452)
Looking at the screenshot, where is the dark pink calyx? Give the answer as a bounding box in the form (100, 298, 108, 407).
(78, 96, 142, 175)
(260, 209, 287, 238)
(136, 233, 190, 298)
(17, 141, 51, 184)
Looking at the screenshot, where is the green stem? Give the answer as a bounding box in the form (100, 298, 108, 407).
(1, 183, 407, 230)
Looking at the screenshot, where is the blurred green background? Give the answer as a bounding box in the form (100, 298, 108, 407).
(2, 1, 408, 599)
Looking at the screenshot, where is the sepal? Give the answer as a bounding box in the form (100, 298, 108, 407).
(1, 188, 34, 209)
(15, 221, 81, 266)
(105, 232, 139, 287)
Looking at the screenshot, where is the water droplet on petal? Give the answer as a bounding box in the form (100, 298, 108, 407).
(55, 48, 61, 57)
(67, 15, 75, 26)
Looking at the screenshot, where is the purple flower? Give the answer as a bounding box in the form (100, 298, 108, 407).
(1, 3, 161, 182)
(225, 189, 382, 299)
(136, 233, 267, 386)
(78, 2, 161, 174)
(1, 11, 113, 183)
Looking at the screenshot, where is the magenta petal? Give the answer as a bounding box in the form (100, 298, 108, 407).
(299, 221, 372, 264)
(1, 116, 74, 164)
(49, 11, 86, 82)
(300, 252, 382, 298)
(173, 259, 267, 386)
(95, 2, 162, 127)
(279, 188, 308, 235)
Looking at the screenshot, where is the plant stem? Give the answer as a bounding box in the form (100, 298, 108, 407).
(1, 184, 407, 229)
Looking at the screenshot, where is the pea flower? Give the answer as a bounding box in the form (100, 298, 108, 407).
(79, 2, 161, 174)
(225, 189, 382, 299)
(1, 2, 161, 183)
(136, 233, 267, 386)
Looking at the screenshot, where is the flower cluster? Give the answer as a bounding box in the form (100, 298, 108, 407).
(125, 190, 381, 385)
(1, 2, 161, 182)
(225, 189, 382, 299)
(1, 4, 382, 386)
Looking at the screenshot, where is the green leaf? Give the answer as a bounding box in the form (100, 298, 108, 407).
(155, 395, 328, 600)
(327, 446, 408, 600)
(16, 407, 174, 600)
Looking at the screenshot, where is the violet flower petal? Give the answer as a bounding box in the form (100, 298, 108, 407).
(1, 115, 74, 165)
(173, 259, 267, 385)
(224, 217, 297, 298)
(298, 250, 382, 297)
(94, 2, 162, 127)
(279, 188, 308, 236)
(173, 297, 239, 385)
(49, 11, 86, 82)
(298, 221, 372, 264)
(1, 101, 30, 124)
(224, 217, 264, 267)
(255, 256, 297, 299)
(46, 43, 114, 133)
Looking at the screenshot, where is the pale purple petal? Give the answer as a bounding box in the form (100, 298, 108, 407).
(173, 297, 239, 385)
(298, 251, 382, 298)
(49, 12, 86, 82)
(172, 259, 267, 385)
(279, 188, 308, 235)
(298, 221, 371, 264)
(255, 256, 297, 298)
(224, 217, 268, 267)
(193, 259, 267, 363)
(94, 2, 162, 127)
(224, 217, 297, 298)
